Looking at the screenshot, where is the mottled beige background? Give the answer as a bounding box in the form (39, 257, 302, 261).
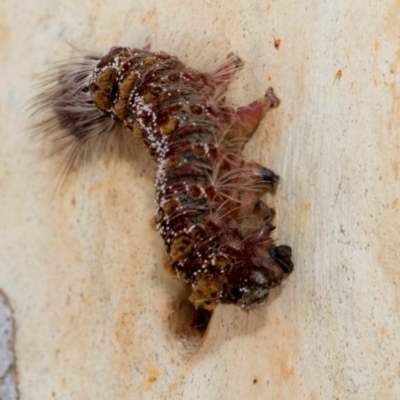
(1, 0, 400, 399)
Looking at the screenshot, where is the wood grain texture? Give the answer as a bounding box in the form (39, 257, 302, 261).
(0, 0, 399, 399)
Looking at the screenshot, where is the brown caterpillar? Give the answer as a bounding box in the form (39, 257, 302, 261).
(36, 45, 293, 310)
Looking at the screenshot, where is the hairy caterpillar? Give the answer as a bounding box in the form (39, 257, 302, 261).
(35, 45, 293, 310)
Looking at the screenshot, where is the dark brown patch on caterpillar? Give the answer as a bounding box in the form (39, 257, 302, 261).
(35, 45, 294, 312)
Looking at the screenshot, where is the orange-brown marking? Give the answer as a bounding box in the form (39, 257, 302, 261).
(170, 235, 195, 262)
(164, 155, 182, 170)
(213, 254, 230, 269)
(118, 49, 133, 59)
(143, 86, 163, 104)
(96, 67, 115, 90)
(193, 144, 206, 157)
(119, 72, 138, 98)
(190, 104, 203, 115)
(114, 98, 128, 120)
(190, 275, 222, 310)
(168, 72, 180, 82)
(163, 255, 179, 279)
(163, 199, 180, 216)
(188, 185, 203, 199)
(92, 68, 116, 111)
(131, 120, 144, 139)
(160, 118, 179, 135)
(189, 224, 207, 241)
(143, 57, 157, 66)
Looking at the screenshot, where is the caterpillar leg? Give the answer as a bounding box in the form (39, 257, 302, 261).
(269, 245, 294, 273)
(231, 160, 279, 194)
(229, 87, 281, 141)
(245, 161, 279, 189)
(236, 191, 275, 222)
(253, 199, 275, 222)
(218, 160, 279, 218)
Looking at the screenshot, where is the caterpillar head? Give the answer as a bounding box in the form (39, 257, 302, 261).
(223, 245, 293, 309)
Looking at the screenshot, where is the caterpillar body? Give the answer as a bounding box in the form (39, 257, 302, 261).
(37, 45, 293, 310)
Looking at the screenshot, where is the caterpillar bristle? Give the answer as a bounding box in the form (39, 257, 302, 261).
(31, 53, 132, 180)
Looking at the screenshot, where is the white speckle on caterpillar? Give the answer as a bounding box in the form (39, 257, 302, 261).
(33, 43, 293, 311)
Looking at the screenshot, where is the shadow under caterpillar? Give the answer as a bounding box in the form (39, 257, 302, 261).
(34, 44, 293, 312)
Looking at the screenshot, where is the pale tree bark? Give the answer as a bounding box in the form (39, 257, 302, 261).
(0, 1, 399, 399)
